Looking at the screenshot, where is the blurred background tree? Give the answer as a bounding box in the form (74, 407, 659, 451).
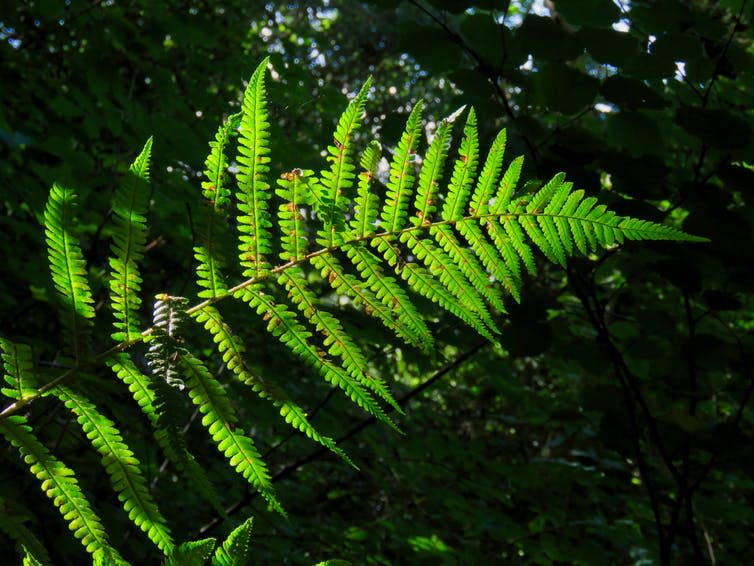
(1, 0, 752, 563)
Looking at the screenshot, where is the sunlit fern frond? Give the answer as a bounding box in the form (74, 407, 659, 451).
(109, 137, 153, 342)
(0, 58, 707, 564)
(44, 183, 95, 362)
(0, 416, 124, 564)
(51, 385, 174, 553)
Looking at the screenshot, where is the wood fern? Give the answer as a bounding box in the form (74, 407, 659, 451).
(0, 58, 705, 564)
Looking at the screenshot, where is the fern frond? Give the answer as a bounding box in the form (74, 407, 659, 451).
(195, 116, 238, 299)
(212, 517, 253, 566)
(44, 183, 95, 362)
(457, 219, 519, 301)
(490, 155, 524, 215)
(191, 305, 354, 467)
(0, 415, 123, 564)
(52, 385, 174, 554)
(496, 217, 538, 276)
(179, 352, 284, 517)
(314, 77, 372, 247)
(108, 354, 159, 425)
(483, 220, 525, 298)
(394, 237, 497, 341)
(236, 287, 400, 432)
(237, 58, 273, 279)
(109, 137, 152, 342)
(0, 339, 38, 402)
(431, 224, 507, 315)
(618, 217, 706, 241)
(349, 140, 382, 238)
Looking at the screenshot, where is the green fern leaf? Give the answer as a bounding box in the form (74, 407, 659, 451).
(483, 221, 524, 301)
(380, 101, 423, 233)
(44, 183, 95, 362)
(349, 140, 382, 238)
(345, 244, 433, 352)
(141, 298, 227, 517)
(211, 517, 253, 566)
(0, 415, 123, 564)
(311, 253, 424, 351)
(110, 352, 222, 509)
(618, 217, 707, 242)
(469, 128, 506, 216)
(399, 260, 497, 342)
(0, 339, 38, 402)
(109, 137, 152, 342)
(314, 77, 372, 247)
(413, 110, 458, 224)
(441, 107, 479, 222)
(499, 217, 538, 276)
(279, 267, 402, 413)
(399, 232, 498, 338)
(490, 155, 524, 215)
(237, 58, 273, 279)
(457, 219, 518, 301)
(237, 287, 400, 432)
(179, 352, 284, 517)
(191, 305, 355, 467)
(543, 181, 576, 255)
(52, 385, 174, 554)
(108, 354, 159, 425)
(195, 116, 237, 299)
(431, 224, 507, 315)
(276, 168, 313, 262)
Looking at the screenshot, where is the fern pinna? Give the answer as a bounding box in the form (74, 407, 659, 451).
(0, 58, 704, 564)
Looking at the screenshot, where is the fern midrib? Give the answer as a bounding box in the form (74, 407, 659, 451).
(0, 209, 682, 419)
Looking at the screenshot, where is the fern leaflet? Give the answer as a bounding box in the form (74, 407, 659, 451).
(109, 137, 152, 342)
(0, 416, 124, 564)
(44, 183, 95, 362)
(52, 385, 174, 553)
